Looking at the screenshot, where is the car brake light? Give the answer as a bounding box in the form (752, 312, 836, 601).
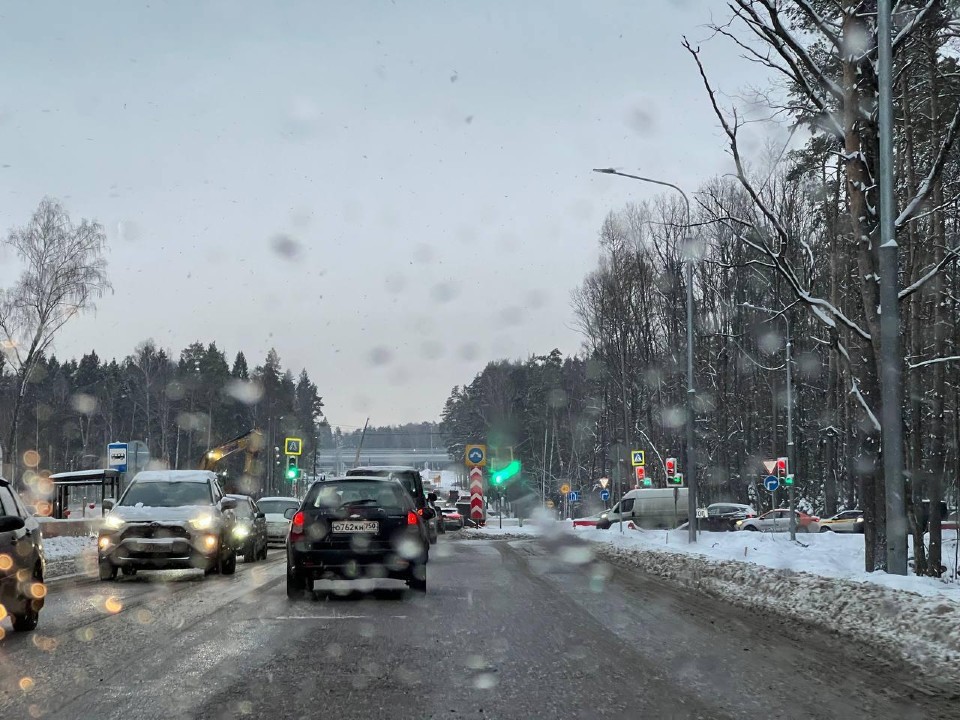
(407, 511, 418, 525)
(291, 511, 305, 536)
(417, 508, 423, 516)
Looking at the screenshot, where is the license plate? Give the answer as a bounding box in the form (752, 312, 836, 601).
(331, 520, 378, 534)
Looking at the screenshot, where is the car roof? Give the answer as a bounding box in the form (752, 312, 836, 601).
(349, 466, 419, 473)
(226, 493, 252, 500)
(319, 475, 403, 483)
(258, 496, 299, 502)
(131, 470, 215, 484)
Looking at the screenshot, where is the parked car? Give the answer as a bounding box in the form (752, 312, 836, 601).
(700, 503, 756, 531)
(97, 470, 238, 580)
(813, 509, 864, 533)
(258, 496, 301, 545)
(0, 477, 45, 631)
(736, 508, 819, 532)
(441, 506, 464, 530)
(285, 476, 430, 597)
(227, 494, 269, 562)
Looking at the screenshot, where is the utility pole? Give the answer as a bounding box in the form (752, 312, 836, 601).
(878, 0, 907, 574)
(785, 316, 796, 541)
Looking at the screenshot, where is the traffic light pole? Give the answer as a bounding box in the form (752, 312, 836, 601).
(786, 316, 796, 541)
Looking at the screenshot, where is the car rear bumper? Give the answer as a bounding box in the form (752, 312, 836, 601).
(289, 547, 421, 580)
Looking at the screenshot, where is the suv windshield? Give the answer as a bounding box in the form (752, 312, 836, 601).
(259, 500, 300, 515)
(119, 481, 212, 508)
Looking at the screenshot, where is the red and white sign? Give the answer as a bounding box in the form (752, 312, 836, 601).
(762, 459, 777, 474)
(635, 466, 645, 482)
(469, 466, 484, 520)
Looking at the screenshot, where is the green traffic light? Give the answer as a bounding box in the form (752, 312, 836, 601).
(492, 459, 521, 485)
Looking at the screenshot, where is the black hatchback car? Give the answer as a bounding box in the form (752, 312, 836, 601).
(0, 477, 45, 632)
(285, 476, 430, 598)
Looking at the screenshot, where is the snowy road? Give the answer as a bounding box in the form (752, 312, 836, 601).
(0, 537, 956, 719)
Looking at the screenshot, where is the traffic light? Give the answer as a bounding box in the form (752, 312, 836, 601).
(784, 474, 795, 486)
(777, 457, 788, 479)
(285, 456, 300, 481)
(491, 459, 521, 486)
(666, 458, 680, 484)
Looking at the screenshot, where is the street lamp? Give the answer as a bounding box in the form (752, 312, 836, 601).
(743, 303, 796, 540)
(593, 168, 698, 543)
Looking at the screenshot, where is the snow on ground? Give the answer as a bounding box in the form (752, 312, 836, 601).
(463, 520, 960, 685)
(42, 535, 97, 579)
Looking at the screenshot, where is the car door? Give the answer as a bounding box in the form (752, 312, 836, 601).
(250, 499, 267, 548)
(773, 510, 791, 531)
(0, 484, 37, 571)
(759, 511, 778, 531)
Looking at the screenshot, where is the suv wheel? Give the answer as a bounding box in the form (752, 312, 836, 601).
(286, 568, 307, 599)
(242, 541, 255, 564)
(221, 544, 237, 575)
(406, 565, 427, 593)
(12, 565, 43, 631)
(99, 561, 117, 581)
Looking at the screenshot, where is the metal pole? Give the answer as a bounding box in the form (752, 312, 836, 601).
(592, 168, 697, 542)
(878, 0, 907, 575)
(685, 229, 697, 543)
(619, 340, 630, 534)
(786, 315, 796, 541)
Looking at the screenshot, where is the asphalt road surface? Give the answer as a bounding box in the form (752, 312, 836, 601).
(0, 536, 956, 720)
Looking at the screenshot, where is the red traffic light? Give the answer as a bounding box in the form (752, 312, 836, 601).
(777, 457, 787, 479)
(665, 458, 676, 478)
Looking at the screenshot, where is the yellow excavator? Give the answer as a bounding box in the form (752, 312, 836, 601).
(198, 429, 265, 492)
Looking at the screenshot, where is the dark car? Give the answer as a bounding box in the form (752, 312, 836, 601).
(0, 477, 45, 632)
(345, 466, 439, 543)
(699, 503, 757, 532)
(227, 494, 268, 562)
(98, 470, 239, 580)
(285, 476, 430, 598)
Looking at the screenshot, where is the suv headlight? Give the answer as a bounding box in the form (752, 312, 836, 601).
(104, 514, 126, 531)
(189, 514, 215, 530)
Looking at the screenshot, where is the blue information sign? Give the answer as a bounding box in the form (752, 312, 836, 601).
(763, 475, 780, 492)
(599, 489, 610, 502)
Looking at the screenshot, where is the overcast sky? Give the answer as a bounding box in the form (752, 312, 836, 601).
(0, 0, 768, 428)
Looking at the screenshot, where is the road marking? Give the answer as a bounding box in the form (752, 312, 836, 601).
(271, 615, 410, 621)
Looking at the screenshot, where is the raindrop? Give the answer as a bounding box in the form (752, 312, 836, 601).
(369, 346, 393, 366)
(224, 379, 264, 405)
(626, 105, 657, 135)
(117, 219, 141, 243)
(71, 393, 97, 415)
(270, 234, 302, 260)
(458, 343, 479, 361)
(559, 545, 594, 565)
(430, 283, 458, 303)
(473, 673, 497, 690)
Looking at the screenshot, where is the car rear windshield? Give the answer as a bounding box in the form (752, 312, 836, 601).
(259, 500, 300, 515)
(306, 481, 408, 512)
(120, 481, 211, 508)
(351, 470, 418, 495)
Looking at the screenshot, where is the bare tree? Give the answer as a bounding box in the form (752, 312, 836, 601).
(0, 198, 110, 480)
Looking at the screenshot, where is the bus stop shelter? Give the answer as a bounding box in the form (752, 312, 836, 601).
(48, 469, 121, 519)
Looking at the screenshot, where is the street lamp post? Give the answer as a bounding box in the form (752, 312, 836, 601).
(593, 168, 698, 543)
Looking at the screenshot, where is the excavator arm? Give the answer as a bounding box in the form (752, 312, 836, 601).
(199, 429, 265, 472)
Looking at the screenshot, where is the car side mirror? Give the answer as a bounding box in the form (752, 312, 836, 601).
(220, 498, 237, 511)
(0, 515, 26, 533)
(283, 508, 297, 520)
(256, 512, 265, 519)
(102, 499, 115, 511)
(427, 492, 438, 503)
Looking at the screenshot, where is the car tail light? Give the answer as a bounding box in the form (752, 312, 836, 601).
(417, 508, 424, 516)
(407, 511, 418, 526)
(290, 511, 305, 537)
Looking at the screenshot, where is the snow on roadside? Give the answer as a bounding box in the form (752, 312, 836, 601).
(43, 536, 97, 579)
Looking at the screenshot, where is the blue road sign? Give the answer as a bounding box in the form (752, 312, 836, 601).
(108, 442, 128, 473)
(468, 447, 484, 464)
(568, 491, 580, 502)
(763, 475, 780, 492)
(599, 489, 610, 502)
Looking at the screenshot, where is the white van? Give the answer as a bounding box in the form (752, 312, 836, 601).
(597, 487, 688, 530)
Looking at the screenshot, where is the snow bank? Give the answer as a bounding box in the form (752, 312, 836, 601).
(43, 535, 97, 579)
